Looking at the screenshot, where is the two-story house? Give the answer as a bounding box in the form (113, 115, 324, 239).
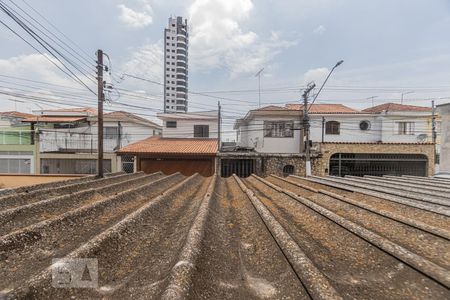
(0, 111, 36, 174)
(117, 111, 218, 176)
(22, 108, 162, 174)
(232, 103, 436, 177)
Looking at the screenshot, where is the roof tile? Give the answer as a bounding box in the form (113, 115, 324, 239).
(118, 136, 218, 155)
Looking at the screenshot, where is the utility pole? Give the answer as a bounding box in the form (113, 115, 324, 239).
(255, 68, 264, 108)
(97, 49, 104, 178)
(302, 82, 316, 177)
(432, 100, 437, 164)
(217, 101, 221, 152)
(366, 96, 378, 108)
(321, 116, 325, 143)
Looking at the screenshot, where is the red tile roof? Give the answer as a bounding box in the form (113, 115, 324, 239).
(285, 104, 362, 114)
(254, 105, 289, 111)
(0, 111, 34, 119)
(363, 103, 432, 113)
(118, 136, 218, 155)
(22, 116, 87, 123)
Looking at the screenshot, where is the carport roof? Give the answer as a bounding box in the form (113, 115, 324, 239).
(117, 136, 218, 155)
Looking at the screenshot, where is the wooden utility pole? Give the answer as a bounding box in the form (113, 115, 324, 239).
(217, 101, 221, 152)
(97, 49, 104, 178)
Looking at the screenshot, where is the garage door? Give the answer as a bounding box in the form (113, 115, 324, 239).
(140, 158, 215, 177)
(329, 153, 428, 177)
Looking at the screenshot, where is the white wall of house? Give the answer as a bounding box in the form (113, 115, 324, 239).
(237, 116, 301, 153)
(162, 118, 218, 138)
(380, 114, 431, 143)
(236, 111, 433, 154)
(309, 115, 381, 143)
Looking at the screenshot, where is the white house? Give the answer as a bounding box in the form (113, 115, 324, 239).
(232, 102, 436, 177)
(157, 110, 218, 138)
(22, 108, 162, 174)
(236, 103, 434, 152)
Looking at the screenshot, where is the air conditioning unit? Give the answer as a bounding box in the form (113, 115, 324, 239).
(417, 134, 428, 142)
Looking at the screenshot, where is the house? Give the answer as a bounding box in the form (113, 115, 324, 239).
(22, 108, 161, 174)
(117, 111, 218, 176)
(0, 111, 36, 174)
(231, 103, 436, 177)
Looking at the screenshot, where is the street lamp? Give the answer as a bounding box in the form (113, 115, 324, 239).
(400, 91, 414, 104)
(255, 68, 264, 108)
(304, 60, 343, 176)
(308, 60, 344, 111)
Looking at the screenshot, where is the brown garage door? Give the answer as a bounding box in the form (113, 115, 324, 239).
(140, 157, 215, 177)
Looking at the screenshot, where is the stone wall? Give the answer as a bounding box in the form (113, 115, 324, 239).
(315, 142, 435, 176)
(218, 153, 321, 177)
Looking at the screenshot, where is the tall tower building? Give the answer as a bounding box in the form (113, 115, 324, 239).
(164, 16, 188, 113)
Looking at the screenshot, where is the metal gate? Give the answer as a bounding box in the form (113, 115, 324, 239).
(329, 153, 428, 177)
(221, 159, 255, 178)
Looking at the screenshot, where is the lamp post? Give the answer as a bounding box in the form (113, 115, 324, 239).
(400, 91, 414, 104)
(255, 68, 264, 108)
(304, 60, 343, 176)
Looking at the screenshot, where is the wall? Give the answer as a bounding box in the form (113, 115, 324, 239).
(437, 103, 450, 174)
(218, 152, 321, 177)
(309, 115, 381, 143)
(237, 116, 302, 153)
(381, 115, 431, 143)
(0, 174, 82, 188)
(315, 143, 435, 177)
(162, 119, 218, 138)
(39, 153, 118, 174)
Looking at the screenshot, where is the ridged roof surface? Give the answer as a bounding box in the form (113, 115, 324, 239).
(285, 103, 363, 114)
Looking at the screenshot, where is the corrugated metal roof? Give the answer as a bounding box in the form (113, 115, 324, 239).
(117, 136, 218, 155)
(0, 173, 448, 298)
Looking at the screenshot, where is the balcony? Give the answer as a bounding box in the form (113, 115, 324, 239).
(39, 130, 144, 153)
(0, 130, 33, 145)
(177, 62, 187, 68)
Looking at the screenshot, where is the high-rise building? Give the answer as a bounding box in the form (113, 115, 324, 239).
(164, 16, 188, 113)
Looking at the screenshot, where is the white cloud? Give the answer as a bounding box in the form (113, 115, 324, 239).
(120, 40, 164, 82)
(0, 54, 96, 112)
(117, 1, 153, 28)
(188, 0, 297, 76)
(302, 67, 329, 85)
(313, 25, 326, 35)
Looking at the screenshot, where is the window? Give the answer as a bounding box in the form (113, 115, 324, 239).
(397, 122, 415, 135)
(194, 125, 209, 137)
(326, 121, 340, 135)
(283, 165, 295, 177)
(104, 127, 119, 139)
(166, 121, 177, 128)
(264, 121, 294, 137)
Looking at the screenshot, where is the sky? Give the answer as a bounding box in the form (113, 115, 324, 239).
(1, 0, 450, 138)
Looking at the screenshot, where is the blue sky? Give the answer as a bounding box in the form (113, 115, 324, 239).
(1, 0, 450, 126)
